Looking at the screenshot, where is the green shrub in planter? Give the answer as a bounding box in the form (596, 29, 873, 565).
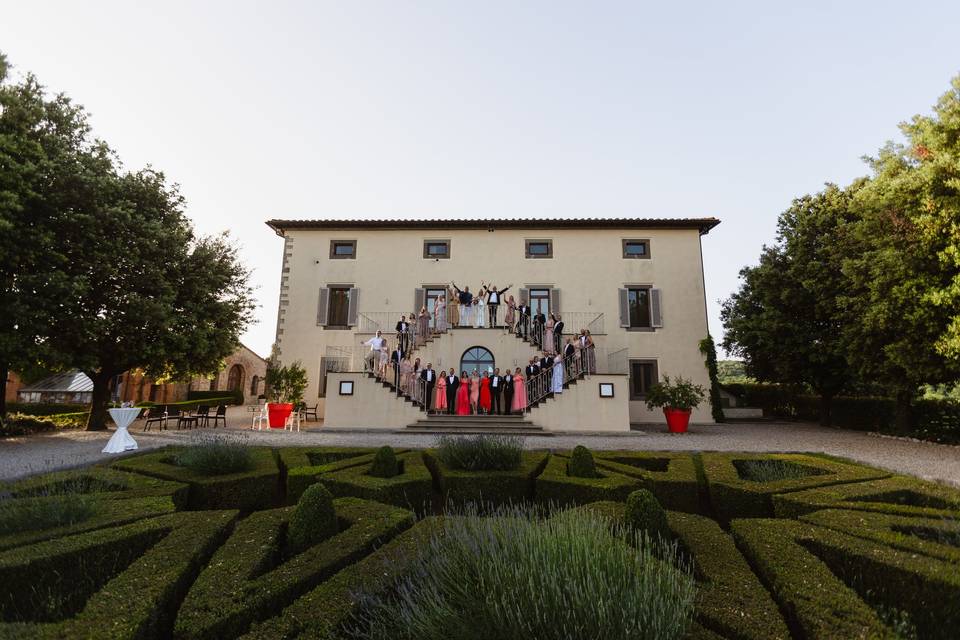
(644, 375, 706, 411)
(287, 484, 338, 554)
(369, 446, 400, 478)
(624, 489, 670, 543)
(567, 445, 599, 478)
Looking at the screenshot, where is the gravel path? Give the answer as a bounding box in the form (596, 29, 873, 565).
(2, 420, 959, 486)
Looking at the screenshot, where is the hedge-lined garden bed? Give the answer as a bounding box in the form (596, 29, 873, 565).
(0, 443, 958, 639)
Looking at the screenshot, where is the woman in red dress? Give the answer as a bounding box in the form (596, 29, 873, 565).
(479, 371, 492, 414)
(456, 370, 471, 416)
(469, 371, 480, 415)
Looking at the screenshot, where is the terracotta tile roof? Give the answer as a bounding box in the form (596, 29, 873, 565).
(266, 217, 720, 235)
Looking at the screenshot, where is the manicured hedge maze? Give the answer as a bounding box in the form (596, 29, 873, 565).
(0, 445, 957, 639)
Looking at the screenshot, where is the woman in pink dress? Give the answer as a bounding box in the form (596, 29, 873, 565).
(456, 370, 471, 415)
(469, 372, 480, 415)
(434, 375, 447, 413)
(544, 314, 556, 355)
(511, 367, 528, 413)
(504, 295, 516, 332)
(417, 306, 430, 345)
(479, 372, 492, 414)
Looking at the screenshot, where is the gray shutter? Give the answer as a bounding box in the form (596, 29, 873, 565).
(317, 288, 330, 326)
(651, 288, 663, 328)
(519, 287, 529, 305)
(318, 357, 328, 397)
(347, 288, 359, 326)
(550, 288, 561, 314)
(414, 287, 426, 312)
(618, 288, 629, 327)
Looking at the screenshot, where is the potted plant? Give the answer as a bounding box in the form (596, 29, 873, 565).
(644, 375, 706, 433)
(265, 360, 308, 428)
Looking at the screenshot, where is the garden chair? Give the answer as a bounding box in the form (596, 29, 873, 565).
(143, 406, 167, 431)
(301, 403, 319, 422)
(167, 407, 186, 429)
(251, 404, 268, 431)
(194, 405, 211, 428)
(209, 404, 227, 428)
(284, 409, 301, 432)
(176, 408, 198, 430)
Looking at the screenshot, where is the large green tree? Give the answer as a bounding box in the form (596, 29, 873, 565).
(0, 52, 255, 428)
(722, 184, 861, 425)
(0, 52, 91, 416)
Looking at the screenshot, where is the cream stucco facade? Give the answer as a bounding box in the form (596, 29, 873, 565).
(268, 218, 719, 430)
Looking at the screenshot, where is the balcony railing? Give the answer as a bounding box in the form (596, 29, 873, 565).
(358, 308, 604, 336)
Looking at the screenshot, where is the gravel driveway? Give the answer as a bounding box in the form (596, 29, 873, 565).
(2, 419, 958, 486)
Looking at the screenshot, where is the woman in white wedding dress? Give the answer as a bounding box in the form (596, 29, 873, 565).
(473, 287, 487, 328)
(551, 353, 564, 394)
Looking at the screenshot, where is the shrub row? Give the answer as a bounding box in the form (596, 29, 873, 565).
(186, 389, 245, 406)
(318, 451, 434, 516)
(174, 498, 414, 639)
(722, 382, 960, 444)
(732, 517, 960, 640)
(700, 453, 888, 522)
(594, 451, 701, 513)
(773, 474, 960, 520)
(7, 467, 190, 508)
(3, 402, 90, 416)
(112, 447, 280, 512)
(241, 517, 443, 639)
(0, 510, 236, 639)
(421, 450, 550, 507)
(801, 508, 960, 565)
(276, 447, 380, 503)
(0, 411, 88, 436)
(535, 455, 642, 507)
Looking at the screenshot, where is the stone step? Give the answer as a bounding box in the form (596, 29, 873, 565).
(402, 427, 551, 436)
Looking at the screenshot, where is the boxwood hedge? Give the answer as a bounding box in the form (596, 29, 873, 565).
(0, 510, 236, 639)
(112, 447, 281, 512)
(535, 454, 642, 507)
(700, 452, 888, 522)
(174, 497, 414, 639)
(6, 467, 190, 508)
(733, 517, 960, 640)
(421, 450, 550, 507)
(275, 447, 382, 504)
(317, 451, 434, 515)
(593, 451, 701, 513)
(773, 474, 960, 520)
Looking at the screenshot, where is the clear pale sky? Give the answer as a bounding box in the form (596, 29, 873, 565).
(3, 1, 959, 357)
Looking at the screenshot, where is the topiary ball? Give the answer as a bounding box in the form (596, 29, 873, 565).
(567, 445, 599, 478)
(287, 483, 338, 554)
(625, 489, 671, 543)
(369, 446, 400, 478)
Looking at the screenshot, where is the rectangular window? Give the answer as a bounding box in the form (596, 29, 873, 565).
(327, 287, 351, 326)
(525, 239, 553, 258)
(628, 287, 652, 328)
(529, 288, 551, 318)
(329, 240, 357, 259)
(423, 240, 450, 259)
(629, 360, 658, 400)
(425, 287, 447, 327)
(622, 239, 651, 259)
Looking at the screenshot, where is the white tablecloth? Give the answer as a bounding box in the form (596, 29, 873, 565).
(102, 407, 141, 454)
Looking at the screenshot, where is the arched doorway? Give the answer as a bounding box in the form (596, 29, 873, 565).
(250, 375, 260, 397)
(227, 364, 244, 393)
(460, 346, 495, 376)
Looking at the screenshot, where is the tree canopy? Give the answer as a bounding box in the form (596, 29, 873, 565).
(0, 52, 255, 428)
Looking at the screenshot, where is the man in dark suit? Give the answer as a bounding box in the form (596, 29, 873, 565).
(553, 315, 564, 354)
(390, 344, 404, 393)
(502, 370, 514, 415)
(445, 368, 459, 415)
(395, 316, 411, 353)
(563, 338, 576, 363)
(490, 368, 503, 414)
(525, 358, 539, 378)
(420, 364, 436, 413)
(516, 300, 531, 339)
(540, 353, 552, 371)
(486, 284, 512, 327)
(532, 311, 546, 348)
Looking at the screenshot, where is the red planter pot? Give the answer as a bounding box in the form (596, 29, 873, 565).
(267, 403, 294, 429)
(663, 408, 692, 433)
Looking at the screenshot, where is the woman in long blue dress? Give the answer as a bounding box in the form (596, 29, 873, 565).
(551, 353, 564, 394)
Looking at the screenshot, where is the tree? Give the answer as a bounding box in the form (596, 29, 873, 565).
(0, 52, 95, 416)
(721, 184, 861, 425)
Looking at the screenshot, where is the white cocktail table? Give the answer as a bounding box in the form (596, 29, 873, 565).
(102, 407, 141, 454)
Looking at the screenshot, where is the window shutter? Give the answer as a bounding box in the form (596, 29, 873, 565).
(347, 288, 359, 326)
(550, 288, 561, 314)
(317, 288, 330, 326)
(318, 357, 328, 397)
(414, 288, 426, 312)
(618, 288, 629, 327)
(519, 287, 529, 305)
(650, 288, 663, 328)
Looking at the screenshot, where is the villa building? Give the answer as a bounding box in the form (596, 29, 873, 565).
(267, 217, 719, 432)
